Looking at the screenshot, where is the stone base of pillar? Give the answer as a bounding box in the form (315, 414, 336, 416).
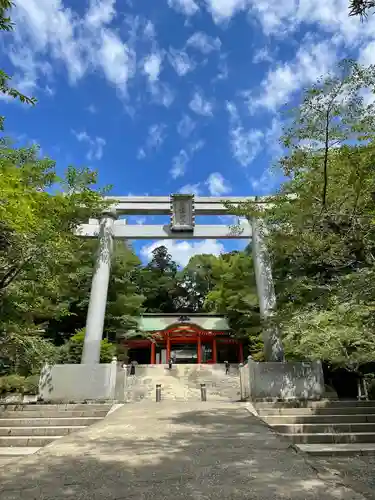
(38, 359, 122, 402)
(243, 358, 324, 401)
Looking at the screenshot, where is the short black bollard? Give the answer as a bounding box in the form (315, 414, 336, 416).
(200, 383, 207, 402)
(156, 384, 162, 402)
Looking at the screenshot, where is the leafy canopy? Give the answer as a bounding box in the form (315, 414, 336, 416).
(226, 60, 375, 371)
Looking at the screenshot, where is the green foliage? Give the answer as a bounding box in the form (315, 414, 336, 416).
(138, 246, 180, 313)
(0, 144, 108, 307)
(59, 329, 116, 364)
(0, 374, 39, 395)
(44, 241, 145, 344)
(0, 1, 37, 130)
(204, 252, 263, 359)
(0, 323, 59, 376)
(178, 254, 218, 312)
(227, 60, 375, 371)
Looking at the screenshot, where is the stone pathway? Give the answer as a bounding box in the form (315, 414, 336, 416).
(0, 401, 371, 499)
(309, 455, 375, 499)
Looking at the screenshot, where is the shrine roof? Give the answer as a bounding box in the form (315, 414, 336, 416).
(138, 313, 230, 331)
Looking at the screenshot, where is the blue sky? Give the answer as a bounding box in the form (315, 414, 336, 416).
(1, 0, 374, 266)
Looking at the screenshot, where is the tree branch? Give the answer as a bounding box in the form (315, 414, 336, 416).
(322, 107, 330, 208)
(0, 255, 33, 291)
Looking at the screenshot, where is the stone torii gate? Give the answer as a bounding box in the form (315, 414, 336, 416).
(77, 194, 284, 365)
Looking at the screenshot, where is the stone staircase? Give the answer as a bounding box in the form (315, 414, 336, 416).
(255, 400, 375, 456)
(124, 364, 240, 403)
(0, 403, 112, 458)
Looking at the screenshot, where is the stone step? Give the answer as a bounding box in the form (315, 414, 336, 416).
(0, 447, 41, 457)
(258, 406, 375, 416)
(296, 443, 375, 456)
(0, 410, 109, 419)
(0, 426, 86, 436)
(0, 435, 63, 447)
(256, 400, 375, 409)
(281, 432, 375, 444)
(272, 423, 375, 434)
(263, 414, 375, 425)
(0, 404, 112, 411)
(0, 417, 102, 427)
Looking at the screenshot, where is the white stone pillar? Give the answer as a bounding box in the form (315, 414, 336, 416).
(251, 216, 285, 362)
(81, 209, 117, 364)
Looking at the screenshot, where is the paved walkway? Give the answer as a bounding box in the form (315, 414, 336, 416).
(0, 401, 370, 499)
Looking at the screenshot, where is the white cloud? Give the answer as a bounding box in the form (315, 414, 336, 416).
(138, 123, 167, 158)
(171, 150, 190, 179)
(170, 140, 204, 179)
(189, 91, 214, 116)
(248, 0, 372, 43)
(13, 0, 86, 83)
(226, 101, 263, 166)
(143, 20, 156, 39)
(252, 47, 273, 64)
(189, 139, 205, 154)
(149, 81, 175, 107)
(86, 0, 116, 28)
(265, 116, 283, 159)
(10, 0, 136, 95)
(72, 130, 106, 161)
(186, 32, 221, 54)
(179, 183, 202, 196)
(359, 41, 375, 66)
(168, 48, 196, 76)
(250, 39, 337, 113)
(99, 30, 135, 93)
(205, 172, 232, 196)
(213, 53, 229, 82)
(143, 52, 163, 82)
(177, 114, 196, 138)
(167, 0, 199, 16)
(7, 46, 52, 96)
(148, 123, 166, 148)
(87, 104, 97, 113)
(250, 168, 282, 194)
(204, 0, 250, 23)
(141, 239, 225, 267)
(137, 148, 146, 160)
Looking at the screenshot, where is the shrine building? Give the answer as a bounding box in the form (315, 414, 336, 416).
(123, 313, 245, 365)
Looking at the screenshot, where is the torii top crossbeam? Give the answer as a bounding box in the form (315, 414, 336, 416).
(103, 195, 270, 216)
(77, 194, 271, 240)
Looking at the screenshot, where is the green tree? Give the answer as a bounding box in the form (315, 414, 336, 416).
(59, 329, 116, 364)
(227, 60, 375, 371)
(44, 241, 145, 345)
(138, 246, 179, 313)
(0, 142, 110, 373)
(204, 252, 263, 359)
(174, 254, 218, 312)
(0, 1, 37, 129)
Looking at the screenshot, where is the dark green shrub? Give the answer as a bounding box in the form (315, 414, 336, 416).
(23, 375, 39, 395)
(0, 374, 25, 394)
(59, 329, 116, 364)
(0, 374, 40, 395)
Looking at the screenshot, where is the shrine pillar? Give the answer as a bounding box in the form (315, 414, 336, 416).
(197, 334, 202, 363)
(212, 337, 217, 363)
(166, 335, 171, 361)
(238, 343, 244, 363)
(82, 209, 116, 364)
(150, 342, 156, 364)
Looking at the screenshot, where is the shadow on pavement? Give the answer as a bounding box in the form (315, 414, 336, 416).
(0, 403, 369, 499)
